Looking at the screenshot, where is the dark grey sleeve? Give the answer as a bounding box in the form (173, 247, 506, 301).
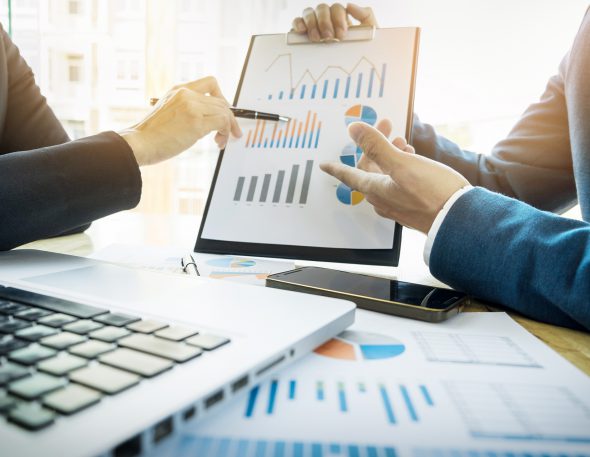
(412, 56, 576, 214)
(0, 24, 142, 250)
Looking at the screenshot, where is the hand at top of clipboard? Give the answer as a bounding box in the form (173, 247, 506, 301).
(291, 3, 377, 42)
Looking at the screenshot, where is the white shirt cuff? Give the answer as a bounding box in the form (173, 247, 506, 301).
(423, 186, 473, 266)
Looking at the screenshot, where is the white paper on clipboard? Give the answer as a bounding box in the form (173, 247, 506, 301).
(201, 27, 419, 251)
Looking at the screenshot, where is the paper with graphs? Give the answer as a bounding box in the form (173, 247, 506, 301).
(152, 311, 590, 457)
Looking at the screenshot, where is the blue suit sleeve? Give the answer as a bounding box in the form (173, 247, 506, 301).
(430, 187, 590, 331)
(411, 57, 577, 214)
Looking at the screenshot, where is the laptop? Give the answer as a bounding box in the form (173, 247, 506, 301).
(0, 249, 355, 457)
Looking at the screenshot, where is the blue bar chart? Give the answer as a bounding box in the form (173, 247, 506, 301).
(243, 378, 436, 426)
(172, 435, 398, 457)
(265, 54, 387, 102)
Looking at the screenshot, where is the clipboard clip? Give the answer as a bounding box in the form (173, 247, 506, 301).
(286, 25, 375, 45)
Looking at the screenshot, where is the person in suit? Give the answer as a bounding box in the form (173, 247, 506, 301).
(0, 23, 241, 251)
(293, 4, 590, 331)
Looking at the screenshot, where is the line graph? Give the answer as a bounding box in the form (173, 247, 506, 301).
(264, 54, 387, 101)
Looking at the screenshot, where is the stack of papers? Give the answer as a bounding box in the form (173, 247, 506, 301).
(153, 311, 590, 456)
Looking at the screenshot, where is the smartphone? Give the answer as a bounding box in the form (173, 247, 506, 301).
(266, 267, 469, 322)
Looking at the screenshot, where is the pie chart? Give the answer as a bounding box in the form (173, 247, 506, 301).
(339, 143, 363, 167)
(345, 105, 378, 126)
(336, 144, 365, 206)
(206, 257, 256, 268)
(314, 330, 405, 361)
(336, 183, 364, 205)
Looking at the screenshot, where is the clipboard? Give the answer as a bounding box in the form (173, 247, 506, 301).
(195, 26, 420, 266)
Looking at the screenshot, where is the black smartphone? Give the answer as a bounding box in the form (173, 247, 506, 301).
(266, 267, 469, 322)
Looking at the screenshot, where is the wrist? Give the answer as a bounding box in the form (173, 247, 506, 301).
(118, 129, 146, 166)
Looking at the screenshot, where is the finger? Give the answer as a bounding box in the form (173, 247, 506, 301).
(203, 113, 232, 139)
(302, 7, 321, 42)
(230, 113, 243, 138)
(357, 154, 382, 173)
(316, 3, 335, 40)
(320, 161, 378, 194)
(330, 3, 348, 39)
(215, 132, 229, 148)
(348, 122, 405, 176)
(392, 136, 415, 154)
(292, 17, 307, 33)
(376, 118, 392, 139)
(346, 3, 378, 26)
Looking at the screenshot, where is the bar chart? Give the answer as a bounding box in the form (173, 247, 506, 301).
(243, 378, 436, 426)
(170, 434, 398, 457)
(244, 111, 322, 149)
(264, 54, 387, 102)
(233, 160, 314, 205)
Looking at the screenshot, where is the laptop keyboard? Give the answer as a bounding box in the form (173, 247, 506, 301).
(0, 286, 230, 431)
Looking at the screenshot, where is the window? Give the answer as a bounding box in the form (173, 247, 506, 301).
(115, 54, 142, 83)
(67, 54, 83, 83)
(68, 0, 80, 15)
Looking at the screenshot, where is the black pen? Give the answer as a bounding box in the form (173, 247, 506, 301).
(149, 98, 289, 122)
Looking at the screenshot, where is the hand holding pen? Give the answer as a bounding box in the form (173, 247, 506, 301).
(119, 76, 242, 165)
(150, 99, 290, 123)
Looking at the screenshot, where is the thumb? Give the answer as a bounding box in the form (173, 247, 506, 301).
(348, 122, 405, 176)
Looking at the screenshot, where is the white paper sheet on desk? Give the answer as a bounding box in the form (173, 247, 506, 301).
(89, 244, 294, 286)
(152, 311, 590, 457)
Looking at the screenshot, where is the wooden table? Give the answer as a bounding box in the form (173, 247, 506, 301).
(21, 211, 590, 376)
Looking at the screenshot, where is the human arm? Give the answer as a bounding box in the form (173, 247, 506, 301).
(411, 56, 576, 214)
(321, 123, 590, 330)
(0, 23, 240, 250)
(293, 5, 577, 213)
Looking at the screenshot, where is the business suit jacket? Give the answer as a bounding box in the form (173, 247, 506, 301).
(412, 11, 590, 330)
(0, 24, 141, 251)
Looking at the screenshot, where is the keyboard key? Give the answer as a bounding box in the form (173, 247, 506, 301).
(0, 301, 29, 315)
(93, 312, 140, 327)
(9, 344, 56, 365)
(37, 354, 87, 376)
(8, 403, 56, 430)
(0, 394, 18, 413)
(15, 325, 58, 342)
(0, 319, 32, 334)
(41, 332, 87, 350)
(43, 384, 101, 415)
(126, 319, 168, 334)
(63, 319, 103, 334)
(0, 288, 108, 319)
(69, 340, 115, 359)
(99, 348, 173, 378)
(155, 325, 199, 341)
(119, 334, 202, 363)
(186, 334, 230, 351)
(0, 363, 30, 385)
(38, 313, 77, 328)
(89, 326, 130, 342)
(70, 364, 140, 395)
(0, 336, 29, 355)
(15, 308, 53, 321)
(9, 373, 66, 400)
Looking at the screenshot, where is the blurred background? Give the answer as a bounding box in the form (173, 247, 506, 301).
(1, 0, 587, 217)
